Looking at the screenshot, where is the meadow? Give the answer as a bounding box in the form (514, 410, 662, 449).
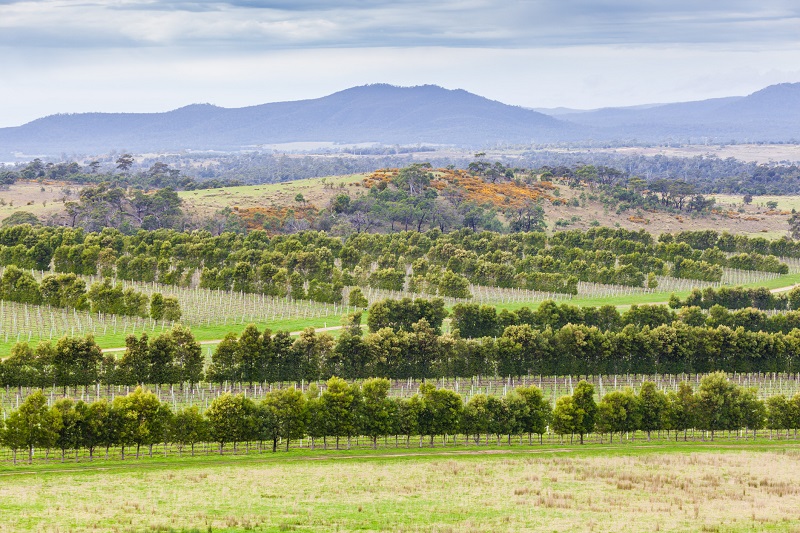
(1, 442, 800, 532)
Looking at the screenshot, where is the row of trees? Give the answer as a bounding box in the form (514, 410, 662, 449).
(0, 326, 202, 389)
(0, 266, 180, 319)
(453, 299, 800, 338)
(8, 312, 800, 387)
(3, 373, 799, 465)
(669, 286, 800, 311)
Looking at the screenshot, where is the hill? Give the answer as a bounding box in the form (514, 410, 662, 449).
(0, 84, 572, 156)
(2, 82, 799, 157)
(551, 83, 800, 142)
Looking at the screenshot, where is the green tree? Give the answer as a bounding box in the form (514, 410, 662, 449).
(120, 333, 150, 385)
(171, 406, 208, 456)
(348, 287, 368, 308)
(393, 395, 421, 448)
(766, 394, 791, 438)
(207, 332, 240, 384)
(53, 335, 103, 389)
(572, 381, 597, 444)
(261, 387, 308, 452)
(666, 382, 697, 441)
(739, 387, 765, 439)
(321, 376, 359, 449)
(462, 394, 491, 445)
(509, 385, 552, 444)
(113, 387, 168, 459)
(53, 398, 83, 462)
(552, 395, 580, 444)
(170, 325, 203, 386)
(418, 383, 462, 447)
(638, 381, 667, 440)
(359, 378, 392, 449)
(206, 393, 254, 454)
(1, 391, 62, 463)
(82, 399, 112, 461)
(150, 292, 165, 320)
(0, 265, 42, 304)
(597, 389, 640, 443)
(695, 372, 741, 440)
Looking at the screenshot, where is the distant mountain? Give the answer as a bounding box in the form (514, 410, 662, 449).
(1, 82, 799, 157)
(0, 84, 574, 156)
(546, 83, 800, 142)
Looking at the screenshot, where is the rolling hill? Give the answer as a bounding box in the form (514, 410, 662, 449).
(1, 82, 799, 157)
(0, 84, 573, 156)
(550, 83, 800, 142)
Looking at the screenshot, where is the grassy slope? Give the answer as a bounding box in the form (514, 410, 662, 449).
(1, 441, 799, 532)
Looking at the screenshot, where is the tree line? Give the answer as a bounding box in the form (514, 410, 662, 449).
(451, 298, 800, 338)
(3, 373, 799, 465)
(7, 306, 800, 387)
(0, 266, 181, 320)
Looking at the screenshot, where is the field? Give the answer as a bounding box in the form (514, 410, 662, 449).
(1, 442, 800, 532)
(179, 173, 367, 220)
(0, 181, 72, 224)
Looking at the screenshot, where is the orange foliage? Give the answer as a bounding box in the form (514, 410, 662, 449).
(711, 209, 741, 219)
(628, 215, 650, 224)
(363, 168, 561, 208)
(237, 205, 317, 232)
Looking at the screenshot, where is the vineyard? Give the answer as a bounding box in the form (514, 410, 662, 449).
(0, 262, 788, 353)
(3, 371, 800, 415)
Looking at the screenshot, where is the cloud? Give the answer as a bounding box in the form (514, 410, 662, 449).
(0, 1, 799, 128)
(1, 0, 799, 50)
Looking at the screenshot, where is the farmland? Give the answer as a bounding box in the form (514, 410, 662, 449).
(1, 442, 800, 532)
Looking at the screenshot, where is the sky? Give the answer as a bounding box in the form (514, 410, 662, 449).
(1, 0, 799, 127)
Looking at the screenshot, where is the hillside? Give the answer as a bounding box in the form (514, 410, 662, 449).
(177, 171, 793, 239)
(550, 83, 800, 142)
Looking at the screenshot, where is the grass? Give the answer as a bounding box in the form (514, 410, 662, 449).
(2, 441, 800, 532)
(179, 173, 367, 215)
(712, 193, 800, 212)
(0, 315, 342, 357)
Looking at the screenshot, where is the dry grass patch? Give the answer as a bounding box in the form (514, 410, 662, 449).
(1, 448, 800, 532)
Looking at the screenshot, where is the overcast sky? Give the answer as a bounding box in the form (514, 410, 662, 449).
(1, 0, 799, 127)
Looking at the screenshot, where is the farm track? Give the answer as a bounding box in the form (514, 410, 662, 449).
(2, 441, 797, 478)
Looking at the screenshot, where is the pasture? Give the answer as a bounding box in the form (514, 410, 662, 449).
(1, 442, 799, 532)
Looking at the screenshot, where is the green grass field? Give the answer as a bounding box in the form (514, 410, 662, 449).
(1, 441, 800, 532)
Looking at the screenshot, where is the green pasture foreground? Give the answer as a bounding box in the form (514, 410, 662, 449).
(1, 441, 800, 533)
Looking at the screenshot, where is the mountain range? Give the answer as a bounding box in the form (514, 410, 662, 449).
(0, 82, 798, 157)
